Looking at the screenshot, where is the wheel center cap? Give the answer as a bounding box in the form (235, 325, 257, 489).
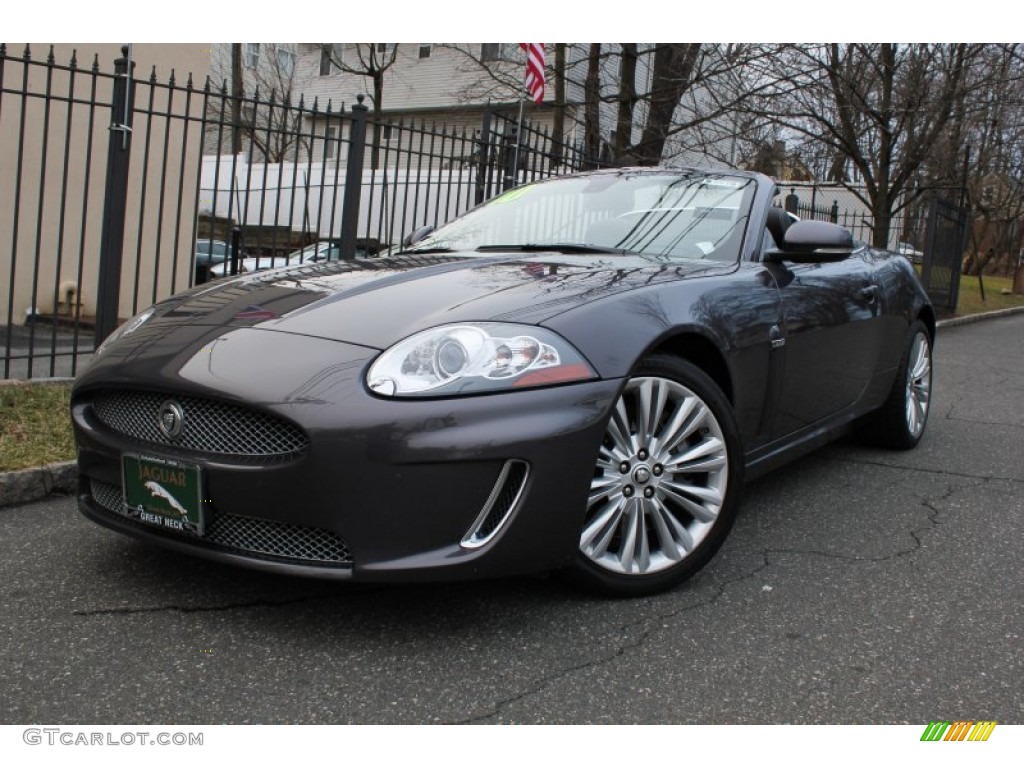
(633, 466, 652, 484)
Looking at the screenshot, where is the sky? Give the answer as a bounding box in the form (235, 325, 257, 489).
(4, 2, 1011, 44)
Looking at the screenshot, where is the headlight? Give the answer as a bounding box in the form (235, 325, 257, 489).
(94, 307, 155, 356)
(367, 323, 597, 397)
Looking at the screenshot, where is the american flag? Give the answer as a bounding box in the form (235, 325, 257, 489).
(519, 43, 545, 104)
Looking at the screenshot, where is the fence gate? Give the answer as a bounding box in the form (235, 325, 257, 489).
(921, 197, 968, 313)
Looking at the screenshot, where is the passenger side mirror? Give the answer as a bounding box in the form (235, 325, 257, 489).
(403, 225, 435, 247)
(767, 220, 854, 264)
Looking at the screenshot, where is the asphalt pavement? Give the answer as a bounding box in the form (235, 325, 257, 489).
(1, 315, 1021, 724)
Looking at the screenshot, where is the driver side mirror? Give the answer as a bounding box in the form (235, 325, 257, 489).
(767, 220, 854, 264)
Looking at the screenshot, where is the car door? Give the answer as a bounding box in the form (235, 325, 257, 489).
(766, 243, 886, 439)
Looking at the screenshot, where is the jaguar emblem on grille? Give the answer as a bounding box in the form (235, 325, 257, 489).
(158, 400, 185, 439)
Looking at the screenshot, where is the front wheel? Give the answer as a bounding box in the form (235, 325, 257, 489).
(566, 355, 743, 597)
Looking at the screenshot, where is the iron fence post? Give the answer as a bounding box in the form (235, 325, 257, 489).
(339, 95, 368, 260)
(230, 226, 242, 276)
(94, 46, 135, 346)
(784, 189, 798, 214)
(474, 109, 492, 205)
(501, 124, 517, 192)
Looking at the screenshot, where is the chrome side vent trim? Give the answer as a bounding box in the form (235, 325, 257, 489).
(461, 460, 529, 550)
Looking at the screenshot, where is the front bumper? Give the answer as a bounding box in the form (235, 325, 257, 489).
(72, 328, 621, 582)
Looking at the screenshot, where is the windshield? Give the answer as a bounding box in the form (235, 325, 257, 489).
(196, 240, 228, 256)
(405, 170, 757, 263)
(287, 242, 341, 262)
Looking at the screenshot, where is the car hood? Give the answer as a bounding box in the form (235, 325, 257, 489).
(139, 252, 733, 350)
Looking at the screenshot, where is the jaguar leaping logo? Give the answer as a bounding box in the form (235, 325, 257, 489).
(144, 481, 189, 519)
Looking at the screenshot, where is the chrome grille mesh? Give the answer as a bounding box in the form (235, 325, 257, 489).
(91, 390, 308, 457)
(91, 477, 125, 515)
(88, 479, 352, 566)
(203, 514, 352, 564)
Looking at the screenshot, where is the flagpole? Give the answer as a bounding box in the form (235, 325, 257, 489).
(512, 95, 525, 188)
(515, 43, 544, 188)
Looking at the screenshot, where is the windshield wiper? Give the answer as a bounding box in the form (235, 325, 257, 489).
(393, 246, 454, 255)
(475, 243, 639, 255)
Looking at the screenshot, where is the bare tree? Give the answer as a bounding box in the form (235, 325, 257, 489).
(209, 43, 305, 163)
(583, 44, 603, 165)
(947, 45, 1024, 297)
(756, 44, 987, 248)
(322, 43, 399, 168)
(444, 43, 779, 168)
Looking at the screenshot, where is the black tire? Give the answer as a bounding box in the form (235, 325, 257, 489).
(565, 354, 743, 597)
(855, 319, 933, 450)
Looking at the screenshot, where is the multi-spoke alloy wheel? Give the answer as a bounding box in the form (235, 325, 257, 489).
(905, 330, 932, 439)
(856, 319, 933, 451)
(569, 355, 742, 596)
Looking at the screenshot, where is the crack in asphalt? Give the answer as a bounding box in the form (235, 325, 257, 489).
(72, 593, 348, 617)
(942, 416, 1024, 429)
(826, 456, 1023, 484)
(944, 392, 965, 420)
(454, 480, 970, 724)
(452, 555, 774, 724)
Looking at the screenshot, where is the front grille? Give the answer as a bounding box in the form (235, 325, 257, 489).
(88, 479, 352, 566)
(91, 390, 308, 458)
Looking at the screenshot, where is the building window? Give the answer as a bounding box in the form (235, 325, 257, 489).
(324, 126, 338, 161)
(244, 43, 260, 69)
(277, 46, 296, 78)
(481, 43, 516, 62)
(376, 43, 389, 54)
(320, 43, 342, 76)
(382, 124, 393, 142)
(419, 45, 432, 59)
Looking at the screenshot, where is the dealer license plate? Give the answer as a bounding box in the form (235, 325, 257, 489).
(122, 454, 204, 535)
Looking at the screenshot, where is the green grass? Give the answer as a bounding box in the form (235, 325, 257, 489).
(0, 382, 75, 471)
(955, 273, 1024, 316)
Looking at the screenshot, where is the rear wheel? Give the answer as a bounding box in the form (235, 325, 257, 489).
(856, 320, 933, 450)
(567, 355, 743, 597)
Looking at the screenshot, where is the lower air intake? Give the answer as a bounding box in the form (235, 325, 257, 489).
(461, 460, 529, 549)
(88, 479, 352, 566)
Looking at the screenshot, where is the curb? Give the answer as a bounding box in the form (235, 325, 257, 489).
(936, 305, 1024, 329)
(0, 461, 78, 508)
(2, 305, 1023, 509)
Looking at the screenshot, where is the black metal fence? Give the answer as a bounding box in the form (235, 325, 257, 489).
(0, 45, 974, 380)
(0, 46, 600, 379)
(922, 198, 969, 312)
(781, 186, 932, 252)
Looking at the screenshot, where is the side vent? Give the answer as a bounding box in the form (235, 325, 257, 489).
(460, 460, 529, 549)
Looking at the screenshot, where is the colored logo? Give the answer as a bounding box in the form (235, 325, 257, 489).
(920, 721, 997, 742)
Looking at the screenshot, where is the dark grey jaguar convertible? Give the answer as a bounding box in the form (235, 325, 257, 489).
(71, 168, 934, 596)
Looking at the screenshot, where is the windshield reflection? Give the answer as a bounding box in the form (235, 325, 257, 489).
(405, 170, 756, 264)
